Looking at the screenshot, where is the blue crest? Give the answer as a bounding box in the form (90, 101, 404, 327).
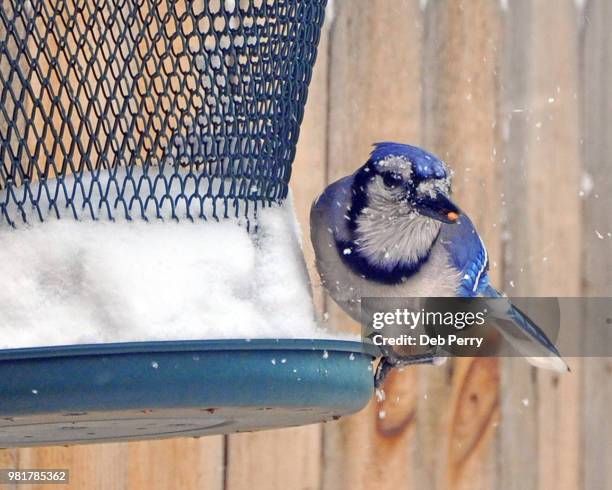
(370, 142, 448, 181)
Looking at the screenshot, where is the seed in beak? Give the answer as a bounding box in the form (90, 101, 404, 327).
(447, 211, 459, 222)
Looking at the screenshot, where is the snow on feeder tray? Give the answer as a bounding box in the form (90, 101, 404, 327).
(0, 0, 377, 447)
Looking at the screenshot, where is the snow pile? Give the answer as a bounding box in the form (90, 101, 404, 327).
(0, 197, 341, 349)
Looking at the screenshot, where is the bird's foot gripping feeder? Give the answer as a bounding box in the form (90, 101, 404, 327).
(0, 0, 376, 447)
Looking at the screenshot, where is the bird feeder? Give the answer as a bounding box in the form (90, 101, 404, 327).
(0, 0, 376, 447)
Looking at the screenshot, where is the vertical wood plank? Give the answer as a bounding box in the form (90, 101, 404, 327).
(499, 2, 582, 490)
(125, 437, 224, 489)
(15, 443, 129, 490)
(7, 437, 224, 490)
(528, 4, 581, 490)
(580, 1, 612, 489)
(322, 1, 423, 489)
(292, 3, 331, 312)
(422, 0, 503, 268)
(420, 1, 502, 489)
(225, 427, 322, 490)
(444, 358, 500, 489)
(497, 2, 540, 489)
(0, 448, 18, 490)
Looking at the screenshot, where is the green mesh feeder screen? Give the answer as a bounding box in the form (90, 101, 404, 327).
(1, 0, 324, 226)
(0, 0, 377, 447)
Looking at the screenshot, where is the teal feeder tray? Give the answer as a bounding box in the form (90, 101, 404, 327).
(0, 340, 376, 447)
(0, 0, 378, 447)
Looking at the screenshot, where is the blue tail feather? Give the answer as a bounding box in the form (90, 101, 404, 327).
(483, 285, 562, 358)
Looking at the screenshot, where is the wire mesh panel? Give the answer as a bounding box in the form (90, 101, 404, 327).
(0, 0, 326, 227)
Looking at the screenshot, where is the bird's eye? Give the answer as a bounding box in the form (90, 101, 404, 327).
(382, 172, 402, 188)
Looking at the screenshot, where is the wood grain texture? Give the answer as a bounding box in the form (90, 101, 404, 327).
(11, 443, 130, 490)
(445, 358, 500, 488)
(580, 1, 612, 489)
(124, 437, 224, 489)
(322, 1, 423, 489)
(0, 447, 18, 490)
(524, 3, 581, 490)
(2, 438, 224, 490)
(292, 8, 330, 312)
(497, 2, 543, 489)
(225, 427, 322, 490)
(422, 0, 503, 280)
(421, 1, 502, 489)
(499, 2, 582, 490)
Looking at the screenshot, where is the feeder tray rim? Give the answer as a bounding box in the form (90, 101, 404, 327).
(0, 338, 381, 362)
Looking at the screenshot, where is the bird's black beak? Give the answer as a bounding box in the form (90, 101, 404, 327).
(412, 192, 461, 224)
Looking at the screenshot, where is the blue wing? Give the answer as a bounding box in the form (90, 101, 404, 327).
(439, 214, 567, 371)
(438, 214, 489, 297)
(311, 175, 354, 243)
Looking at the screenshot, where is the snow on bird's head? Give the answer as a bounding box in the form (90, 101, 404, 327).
(369, 142, 449, 182)
(354, 142, 452, 212)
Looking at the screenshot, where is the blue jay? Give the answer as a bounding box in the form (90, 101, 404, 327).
(310, 142, 568, 385)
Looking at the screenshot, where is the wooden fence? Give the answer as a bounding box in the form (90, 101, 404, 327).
(1, 1, 611, 489)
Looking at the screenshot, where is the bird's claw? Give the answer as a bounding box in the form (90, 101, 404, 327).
(374, 352, 445, 388)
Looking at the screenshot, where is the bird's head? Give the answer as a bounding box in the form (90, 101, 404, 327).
(351, 142, 461, 225)
(342, 143, 462, 279)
